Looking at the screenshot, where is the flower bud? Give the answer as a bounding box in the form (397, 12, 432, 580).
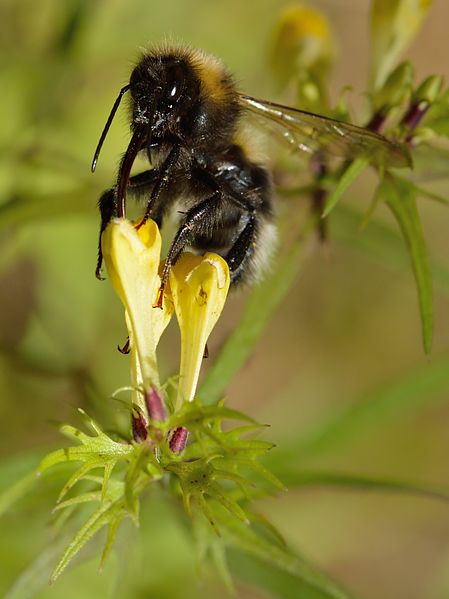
(413, 75, 444, 104)
(372, 61, 414, 113)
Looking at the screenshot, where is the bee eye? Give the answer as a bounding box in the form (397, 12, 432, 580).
(169, 83, 180, 99)
(165, 63, 185, 105)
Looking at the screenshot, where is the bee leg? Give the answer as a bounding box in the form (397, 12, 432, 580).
(225, 214, 257, 283)
(136, 145, 181, 229)
(154, 191, 222, 308)
(96, 188, 116, 279)
(96, 169, 158, 279)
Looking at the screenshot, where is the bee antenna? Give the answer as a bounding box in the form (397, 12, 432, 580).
(91, 84, 131, 173)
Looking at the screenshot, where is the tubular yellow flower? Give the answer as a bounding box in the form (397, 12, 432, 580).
(169, 252, 230, 409)
(101, 218, 173, 414)
(370, 0, 433, 90)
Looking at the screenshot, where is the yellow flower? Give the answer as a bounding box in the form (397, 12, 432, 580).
(169, 252, 230, 409)
(102, 218, 173, 415)
(102, 219, 231, 429)
(370, 0, 433, 89)
(270, 4, 334, 96)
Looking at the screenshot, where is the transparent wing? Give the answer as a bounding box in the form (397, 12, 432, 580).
(238, 94, 411, 168)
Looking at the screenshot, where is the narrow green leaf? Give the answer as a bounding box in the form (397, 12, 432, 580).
(415, 184, 449, 206)
(4, 538, 69, 599)
(277, 470, 449, 503)
(381, 173, 433, 352)
(323, 157, 369, 217)
(200, 218, 316, 404)
(0, 472, 37, 518)
(332, 204, 449, 295)
(270, 352, 449, 463)
(54, 491, 102, 511)
(100, 518, 121, 570)
(57, 462, 99, 503)
(170, 403, 256, 428)
(211, 539, 235, 594)
(50, 496, 126, 582)
(50, 481, 127, 582)
(222, 518, 350, 599)
(229, 551, 350, 599)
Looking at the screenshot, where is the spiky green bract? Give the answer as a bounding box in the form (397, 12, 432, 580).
(36, 401, 288, 588)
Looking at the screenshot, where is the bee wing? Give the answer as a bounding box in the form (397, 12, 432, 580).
(238, 94, 411, 168)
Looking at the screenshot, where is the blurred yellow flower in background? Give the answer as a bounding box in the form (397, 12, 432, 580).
(370, 0, 433, 89)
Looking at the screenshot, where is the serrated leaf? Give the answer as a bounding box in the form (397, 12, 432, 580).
(54, 491, 102, 511)
(208, 482, 249, 524)
(100, 518, 121, 570)
(37, 419, 133, 476)
(170, 403, 256, 428)
(57, 462, 100, 503)
(50, 480, 128, 583)
(381, 173, 433, 353)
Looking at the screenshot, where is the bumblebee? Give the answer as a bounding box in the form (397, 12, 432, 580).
(92, 45, 409, 304)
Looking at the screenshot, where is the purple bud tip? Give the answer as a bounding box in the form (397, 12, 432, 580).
(169, 426, 189, 454)
(145, 386, 166, 422)
(132, 412, 148, 442)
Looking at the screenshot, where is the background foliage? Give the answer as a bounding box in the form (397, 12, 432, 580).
(1, 1, 449, 598)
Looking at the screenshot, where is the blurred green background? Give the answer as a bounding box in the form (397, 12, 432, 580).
(1, 1, 449, 598)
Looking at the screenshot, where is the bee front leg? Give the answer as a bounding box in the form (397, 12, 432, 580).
(96, 188, 116, 279)
(136, 145, 181, 229)
(96, 169, 159, 279)
(154, 191, 222, 308)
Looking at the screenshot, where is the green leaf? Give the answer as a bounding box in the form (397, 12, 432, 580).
(222, 516, 350, 599)
(381, 173, 433, 353)
(270, 352, 449, 463)
(229, 551, 350, 599)
(200, 218, 316, 405)
(37, 416, 133, 478)
(277, 470, 449, 503)
(323, 157, 369, 217)
(51, 479, 129, 583)
(331, 204, 449, 296)
(170, 402, 256, 428)
(0, 472, 37, 518)
(4, 538, 70, 599)
(421, 89, 449, 137)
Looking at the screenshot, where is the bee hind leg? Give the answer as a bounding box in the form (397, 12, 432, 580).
(225, 214, 257, 284)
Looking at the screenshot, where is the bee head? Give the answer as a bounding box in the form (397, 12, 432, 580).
(129, 54, 201, 136)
